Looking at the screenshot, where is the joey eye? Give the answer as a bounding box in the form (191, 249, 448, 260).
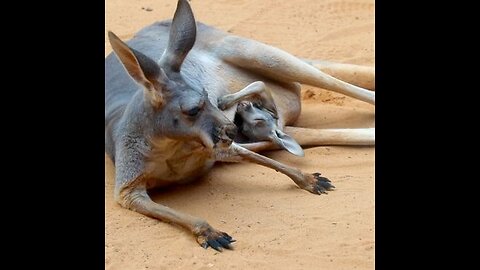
(254, 119, 266, 126)
(185, 106, 201, 117)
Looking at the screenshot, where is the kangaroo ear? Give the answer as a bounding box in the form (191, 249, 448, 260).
(270, 129, 304, 157)
(251, 88, 279, 120)
(159, 0, 197, 72)
(259, 88, 279, 119)
(108, 31, 166, 106)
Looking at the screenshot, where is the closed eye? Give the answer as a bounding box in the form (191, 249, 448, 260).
(182, 100, 205, 117)
(254, 119, 266, 126)
(186, 106, 200, 116)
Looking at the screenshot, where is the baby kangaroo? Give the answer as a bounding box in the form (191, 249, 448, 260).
(105, 0, 374, 251)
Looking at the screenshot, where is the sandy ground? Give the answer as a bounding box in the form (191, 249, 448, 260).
(105, 0, 375, 269)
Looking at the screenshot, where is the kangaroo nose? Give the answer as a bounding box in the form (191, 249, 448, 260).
(225, 125, 238, 140)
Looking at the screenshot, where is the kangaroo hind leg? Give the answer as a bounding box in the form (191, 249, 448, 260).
(301, 59, 375, 90)
(238, 127, 375, 153)
(216, 36, 375, 105)
(218, 81, 266, 110)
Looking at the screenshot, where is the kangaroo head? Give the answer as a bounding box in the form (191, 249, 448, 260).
(108, 0, 237, 149)
(237, 101, 304, 157)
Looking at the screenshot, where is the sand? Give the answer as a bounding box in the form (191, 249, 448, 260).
(105, 0, 375, 269)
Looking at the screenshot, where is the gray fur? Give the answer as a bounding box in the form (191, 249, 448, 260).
(105, 0, 373, 251)
(236, 101, 304, 156)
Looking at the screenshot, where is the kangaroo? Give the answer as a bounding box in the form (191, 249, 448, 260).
(105, 0, 374, 251)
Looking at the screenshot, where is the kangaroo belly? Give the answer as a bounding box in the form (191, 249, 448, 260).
(144, 137, 215, 189)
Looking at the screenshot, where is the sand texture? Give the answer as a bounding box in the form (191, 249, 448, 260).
(105, 0, 375, 269)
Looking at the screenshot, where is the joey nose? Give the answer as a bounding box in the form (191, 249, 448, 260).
(225, 125, 238, 140)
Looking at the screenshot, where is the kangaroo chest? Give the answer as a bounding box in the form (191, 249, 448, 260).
(144, 137, 216, 188)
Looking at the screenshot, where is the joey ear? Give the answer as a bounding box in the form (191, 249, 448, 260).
(260, 88, 279, 119)
(108, 31, 166, 106)
(251, 88, 279, 120)
(270, 129, 304, 157)
(159, 0, 197, 72)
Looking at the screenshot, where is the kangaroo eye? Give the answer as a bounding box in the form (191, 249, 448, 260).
(185, 106, 200, 117)
(182, 100, 205, 117)
(254, 119, 266, 127)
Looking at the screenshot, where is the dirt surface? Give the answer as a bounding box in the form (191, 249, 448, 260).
(105, 0, 375, 269)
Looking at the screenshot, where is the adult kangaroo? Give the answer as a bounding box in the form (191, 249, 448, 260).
(105, 0, 374, 251)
